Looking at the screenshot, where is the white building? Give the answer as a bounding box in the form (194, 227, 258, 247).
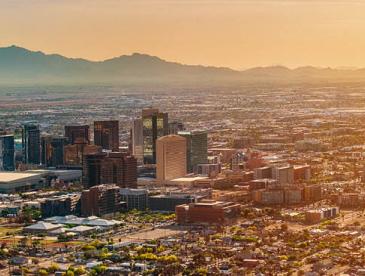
(156, 135, 187, 181)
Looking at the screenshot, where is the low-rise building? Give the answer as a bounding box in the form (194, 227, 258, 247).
(120, 188, 148, 211)
(337, 193, 361, 208)
(0, 172, 46, 193)
(253, 187, 304, 205)
(260, 189, 284, 205)
(24, 221, 62, 234)
(293, 165, 311, 182)
(81, 184, 123, 217)
(40, 193, 81, 218)
(284, 188, 302, 204)
(149, 193, 198, 212)
(272, 165, 294, 186)
(249, 179, 277, 191)
(254, 166, 272, 179)
(176, 200, 241, 224)
(44, 215, 121, 228)
(194, 163, 221, 177)
(305, 207, 339, 224)
(304, 185, 322, 202)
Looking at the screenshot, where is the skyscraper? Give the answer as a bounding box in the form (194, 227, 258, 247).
(82, 152, 106, 188)
(131, 119, 144, 163)
(156, 135, 187, 181)
(65, 125, 90, 144)
(82, 151, 137, 188)
(121, 155, 138, 188)
(101, 152, 137, 188)
(22, 124, 40, 165)
(94, 120, 119, 151)
(178, 131, 208, 173)
(64, 143, 101, 167)
(41, 136, 68, 167)
(142, 108, 168, 164)
(0, 134, 15, 171)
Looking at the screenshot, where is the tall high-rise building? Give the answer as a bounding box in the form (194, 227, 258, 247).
(178, 131, 208, 173)
(101, 152, 137, 188)
(64, 143, 101, 167)
(82, 152, 137, 188)
(0, 134, 15, 171)
(41, 136, 68, 167)
(82, 152, 106, 188)
(142, 108, 168, 164)
(121, 155, 138, 188)
(22, 124, 40, 165)
(94, 120, 119, 151)
(65, 125, 90, 144)
(156, 135, 187, 181)
(131, 119, 144, 163)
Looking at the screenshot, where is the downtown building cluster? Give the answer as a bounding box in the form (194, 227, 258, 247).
(0, 119, 137, 217)
(0, 108, 225, 221)
(1, 106, 330, 224)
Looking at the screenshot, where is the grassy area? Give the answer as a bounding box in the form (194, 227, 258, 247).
(118, 210, 176, 223)
(62, 240, 85, 247)
(0, 226, 22, 237)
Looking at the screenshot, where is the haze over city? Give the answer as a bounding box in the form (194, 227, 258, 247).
(4, 1, 365, 275)
(2, 0, 365, 69)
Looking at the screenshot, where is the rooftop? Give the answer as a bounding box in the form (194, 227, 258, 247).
(24, 221, 62, 231)
(170, 176, 208, 182)
(0, 172, 41, 183)
(157, 134, 186, 142)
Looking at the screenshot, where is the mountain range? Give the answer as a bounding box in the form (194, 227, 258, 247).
(1, 45, 365, 86)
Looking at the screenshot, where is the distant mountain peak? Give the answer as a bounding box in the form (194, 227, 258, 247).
(3, 45, 31, 52)
(0, 45, 365, 86)
(7, 45, 22, 49)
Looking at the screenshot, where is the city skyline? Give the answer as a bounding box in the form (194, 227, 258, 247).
(2, 0, 365, 69)
(2, 1, 365, 274)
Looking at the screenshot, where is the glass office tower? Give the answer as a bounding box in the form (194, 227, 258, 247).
(41, 136, 68, 167)
(0, 134, 15, 171)
(22, 123, 40, 165)
(142, 108, 168, 164)
(94, 120, 119, 152)
(65, 125, 90, 144)
(178, 131, 208, 173)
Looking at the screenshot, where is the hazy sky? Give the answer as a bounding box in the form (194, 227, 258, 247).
(1, 0, 365, 69)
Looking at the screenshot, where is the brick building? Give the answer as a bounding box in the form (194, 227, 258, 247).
(40, 194, 80, 218)
(293, 165, 311, 182)
(303, 184, 322, 202)
(81, 184, 123, 217)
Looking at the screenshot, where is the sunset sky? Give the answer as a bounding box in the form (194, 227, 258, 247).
(1, 0, 365, 69)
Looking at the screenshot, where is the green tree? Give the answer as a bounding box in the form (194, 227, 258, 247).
(74, 267, 86, 275)
(47, 263, 60, 273)
(66, 271, 75, 276)
(38, 268, 49, 276)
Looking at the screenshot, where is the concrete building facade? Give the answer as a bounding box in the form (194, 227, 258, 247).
(156, 135, 187, 181)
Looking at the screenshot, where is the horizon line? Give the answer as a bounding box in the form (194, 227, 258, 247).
(0, 44, 362, 71)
